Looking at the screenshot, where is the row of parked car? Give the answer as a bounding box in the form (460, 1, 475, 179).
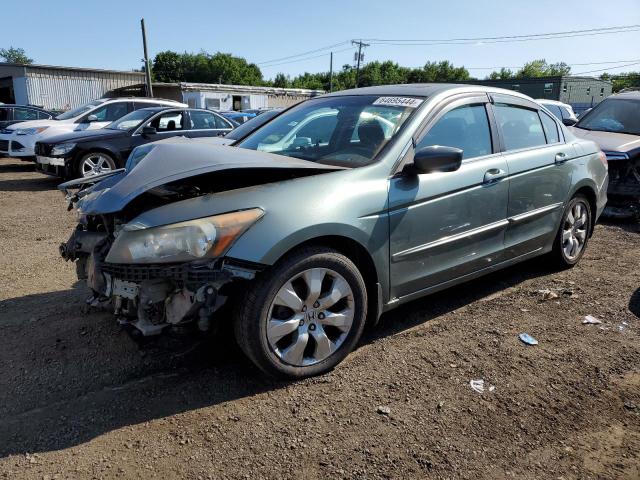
(1, 84, 638, 379)
(0, 98, 278, 178)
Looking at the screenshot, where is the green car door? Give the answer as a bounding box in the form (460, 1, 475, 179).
(489, 94, 573, 258)
(388, 94, 509, 300)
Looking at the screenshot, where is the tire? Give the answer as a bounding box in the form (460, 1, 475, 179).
(549, 194, 592, 268)
(234, 246, 368, 379)
(77, 152, 116, 178)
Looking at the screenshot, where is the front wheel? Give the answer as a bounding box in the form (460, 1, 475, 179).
(549, 195, 592, 268)
(77, 152, 116, 178)
(234, 247, 368, 379)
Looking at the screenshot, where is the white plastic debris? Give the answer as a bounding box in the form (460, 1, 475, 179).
(537, 289, 559, 300)
(470, 379, 485, 393)
(519, 333, 538, 345)
(582, 315, 602, 325)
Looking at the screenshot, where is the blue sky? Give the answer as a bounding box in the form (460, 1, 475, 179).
(3, 0, 639, 79)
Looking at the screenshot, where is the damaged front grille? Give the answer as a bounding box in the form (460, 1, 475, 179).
(102, 262, 226, 284)
(606, 154, 640, 197)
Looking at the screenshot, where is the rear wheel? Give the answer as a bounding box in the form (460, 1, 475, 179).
(234, 247, 368, 379)
(550, 195, 592, 268)
(77, 152, 116, 178)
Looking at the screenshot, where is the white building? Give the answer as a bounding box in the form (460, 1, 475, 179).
(0, 63, 144, 110)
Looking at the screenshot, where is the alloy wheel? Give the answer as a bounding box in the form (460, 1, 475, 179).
(81, 154, 113, 177)
(562, 201, 588, 261)
(266, 268, 355, 367)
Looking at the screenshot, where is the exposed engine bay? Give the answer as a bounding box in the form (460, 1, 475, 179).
(605, 154, 640, 219)
(58, 141, 341, 336)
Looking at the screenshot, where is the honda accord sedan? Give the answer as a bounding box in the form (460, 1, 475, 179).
(59, 84, 608, 378)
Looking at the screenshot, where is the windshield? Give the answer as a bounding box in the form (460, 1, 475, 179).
(55, 99, 106, 120)
(576, 98, 640, 135)
(237, 95, 421, 168)
(106, 109, 156, 131)
(226, 109, 281, 141)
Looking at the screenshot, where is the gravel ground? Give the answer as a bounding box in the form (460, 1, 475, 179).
(0, 157, 639, 480)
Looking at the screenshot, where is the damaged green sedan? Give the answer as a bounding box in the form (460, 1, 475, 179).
(59, 84, 608, 378)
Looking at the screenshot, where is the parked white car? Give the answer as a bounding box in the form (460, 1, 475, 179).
(535, 99, 578, 126)
(0, 97, 186, 159)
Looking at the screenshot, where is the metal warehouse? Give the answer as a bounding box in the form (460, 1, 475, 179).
(466, 76, 613, 114)
(0, 63, 144, 110)
(108, 82, 324, 110)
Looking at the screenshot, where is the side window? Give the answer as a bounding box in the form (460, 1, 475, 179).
(417, 104, 492, 160)
(149, 111, 184, 132)
(539, 110, 560, 144)
(543, 104, 563, 121)
(0, 108, 9, 121)
(493, 104, 546, 151)
(37, 111, 52, 119)
(213, 114, 232, 129)
(190, 111, 223, 130)
(13, 108, 39, 121)
(89, 102, 131, 122)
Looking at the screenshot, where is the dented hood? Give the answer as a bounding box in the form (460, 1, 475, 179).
(76, 142, 341, 215)
(570, 126, 640, 153)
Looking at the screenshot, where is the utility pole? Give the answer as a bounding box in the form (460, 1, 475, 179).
(352, 39, 369, 88)
(140, 18, 153, 98)
(329, 52, 334, 92)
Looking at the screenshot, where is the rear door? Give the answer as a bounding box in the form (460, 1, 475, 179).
(490, 94, 573, 258)
(184, 110, 234, 138)
(389, 94, 510, 299)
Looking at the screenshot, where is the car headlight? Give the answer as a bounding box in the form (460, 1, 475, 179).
(15, 126, 49, 135)
(105, 208, 264, 264)
(51, 143, 76, 156)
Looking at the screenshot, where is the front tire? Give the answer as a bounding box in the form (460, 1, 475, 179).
(77, 152, 116, 178)
(234, 247, 368, 379)
(549, 194, 592, 268)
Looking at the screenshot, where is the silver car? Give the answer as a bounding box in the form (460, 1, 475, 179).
(59, 84, 608, 378)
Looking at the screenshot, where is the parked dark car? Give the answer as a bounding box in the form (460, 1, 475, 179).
(59, 84, 607, 379)
(35, 107, 234, 178)
(221, 111, 256, 124)
(569, 91, 640, 218)
(0, 104, 55, 129)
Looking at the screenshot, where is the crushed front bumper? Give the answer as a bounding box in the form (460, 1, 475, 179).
(60, 226, 260, 336)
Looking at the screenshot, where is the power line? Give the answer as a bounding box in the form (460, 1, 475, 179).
(256, 41, 350, 66)
(259, 46, 354, 69)
(465, 59, 640, 70)
(362, 24, 640, 45)
(573, 62, 640, 75)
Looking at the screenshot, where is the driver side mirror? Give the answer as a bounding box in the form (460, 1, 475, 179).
(141, 126, 157, 136)
(405, 145, 463, 175)
(86, 114, 99, 123)
(562, 118, 577, 127)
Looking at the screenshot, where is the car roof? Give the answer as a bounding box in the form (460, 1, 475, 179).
(0, 104, 52, 111)
(322, 83, 538, 101)
(535, 99, 570, 106)
(610, 90, 640, 99)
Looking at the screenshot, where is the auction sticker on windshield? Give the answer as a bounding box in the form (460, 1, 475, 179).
(373, 97, 424, 108)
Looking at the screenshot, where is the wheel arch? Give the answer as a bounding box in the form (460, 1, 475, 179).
(570, 181, 598, 237)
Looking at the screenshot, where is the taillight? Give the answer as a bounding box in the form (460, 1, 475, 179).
(598, 150, 608, 169)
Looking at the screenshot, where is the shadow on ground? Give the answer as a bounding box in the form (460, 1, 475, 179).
(0, 257, 554, 458)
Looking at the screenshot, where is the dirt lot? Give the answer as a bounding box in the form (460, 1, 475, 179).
(0, 156, 639, 480)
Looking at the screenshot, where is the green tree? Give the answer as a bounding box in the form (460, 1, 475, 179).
(601, 71, 640, 93)
(488, 67, 514, 80)
(0, 46, 33, 64)
(515, 59, 571, 78)
(272, 73, 290, 88)
(152, 50, 263, 85)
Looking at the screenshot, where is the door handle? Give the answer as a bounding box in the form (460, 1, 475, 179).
(555, 152, 568, 164)
(483, 168, 507, 184)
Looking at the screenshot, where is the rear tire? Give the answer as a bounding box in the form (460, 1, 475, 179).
(234, 246, 368, 379)
(549, 194, 592, 268)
